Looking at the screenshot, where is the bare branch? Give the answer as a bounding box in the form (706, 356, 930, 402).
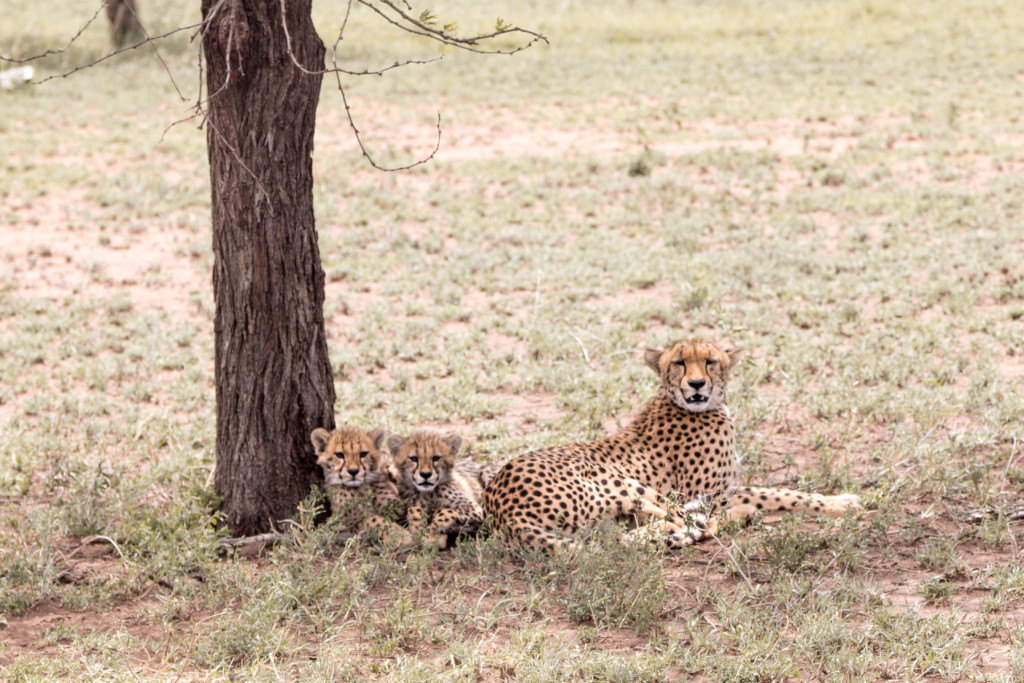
(0, 3, 107, 64)
(19, 22, 207, 86)
(219, 531, 357, 554)
(159, 106, 202, 143)
(125, 0, 187, 102)
(967, 506, 1024, 524)
(276, 0, 444, 172)
(309, 0, 545, 172)
(2, 0, 226, 96)
(279, 0, 442, 78)
(9, 0, 542, 183)
(335, 73, 443, 172)
(280, 0, 547, 80)
(331, 0, 357, 58)
(358, 0, 549, 55)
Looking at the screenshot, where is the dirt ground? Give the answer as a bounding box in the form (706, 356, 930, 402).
(3, 92, 1024, 678)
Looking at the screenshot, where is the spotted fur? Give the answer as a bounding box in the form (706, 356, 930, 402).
(387, 430, 498, 548)
(482, 338, 862, 554)
(310, 426, 409, 544)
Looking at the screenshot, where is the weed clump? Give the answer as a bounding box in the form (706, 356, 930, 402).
(627, 157, 651, 177)
(536, 522, 673, 635)
(759, 518, 826, 575)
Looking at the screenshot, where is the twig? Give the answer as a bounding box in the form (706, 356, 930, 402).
(333, 0, 356, 55)
(0, 3, 107, 63)
(359, 0, 548, 55)
(67, 534, 131, 563)
(128, 0, 187, 102)
(966, 506, 1024, 525)
(321, 0, 546, 172)
(15, 22, 207, 86)
(219, 530, 356, 552)
(336, 73, 443, 171)
(1002, 436, 1019, 481)
(280, 0, 441, 78)
(569, 332, 592, 366)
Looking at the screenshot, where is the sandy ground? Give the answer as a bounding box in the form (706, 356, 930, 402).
(2, 101, 1023, 676)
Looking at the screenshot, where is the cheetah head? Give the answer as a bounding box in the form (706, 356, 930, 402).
(387, 430, 461, 493)
(310, 426, 386, 488)
(644, 339, 742, 413)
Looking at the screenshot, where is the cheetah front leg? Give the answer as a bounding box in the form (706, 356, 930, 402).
(722, 486, 862, 523)
(503, 516, 578, 557)
(428, 505, 485, 550)
(615, 478, 717, 548)
(359, 514, 414, 547)
(405, 504, 442, 548)
(405, 504, 470, 550)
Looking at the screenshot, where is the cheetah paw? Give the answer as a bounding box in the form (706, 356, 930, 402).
(666, 518, 717, 548)
(666, 531, 695, 548)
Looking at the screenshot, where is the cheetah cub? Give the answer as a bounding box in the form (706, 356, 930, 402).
(387, 430, 497, 549)
(310, 426, 409, 544)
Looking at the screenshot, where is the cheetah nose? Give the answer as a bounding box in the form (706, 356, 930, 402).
(688, 379, 706, 389)
(347, 467, 360, 477)
(418, 472, 432, 481)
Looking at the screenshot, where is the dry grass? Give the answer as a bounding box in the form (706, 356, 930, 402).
(2, 0, 1024, 679)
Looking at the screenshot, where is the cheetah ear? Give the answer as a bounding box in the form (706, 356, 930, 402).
(644, 348, 663, 373)
(447, 434, 463, 455)
(386, 434, 405, 455)
(310, 428, 330, 453)
(368, 428, 386, 450)
(724, 347, 744, 367)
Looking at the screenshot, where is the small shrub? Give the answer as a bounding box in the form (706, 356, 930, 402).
(913, 537, 965, 576)
(760, 519, 825, 575)
(918, 576, 955, 604)
(545, 522, 672, 635)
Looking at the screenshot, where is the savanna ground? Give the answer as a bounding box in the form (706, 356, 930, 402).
(2, 0, 1024, 679)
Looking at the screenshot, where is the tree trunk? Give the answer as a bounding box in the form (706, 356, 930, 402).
(201, 0, 334, 536)
(105, 0, 144, 48)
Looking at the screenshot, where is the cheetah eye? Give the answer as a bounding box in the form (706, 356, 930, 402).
(672, 359, 685, 367)
(359, 450, 369, 459)
(706, 358, 717, 366)
(432, 454, 441, 463)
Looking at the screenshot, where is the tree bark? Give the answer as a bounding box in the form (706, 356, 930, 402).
(201, 0, 334, 536)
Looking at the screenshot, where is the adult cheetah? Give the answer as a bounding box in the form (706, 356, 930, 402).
(482, 339, 862, 553)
